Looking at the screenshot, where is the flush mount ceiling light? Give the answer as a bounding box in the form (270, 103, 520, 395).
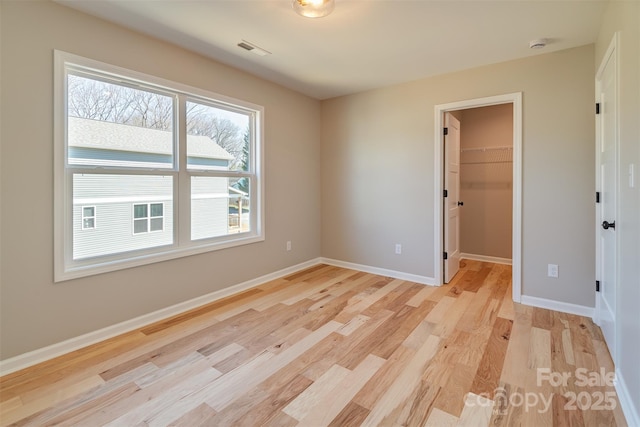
(292, 0, 335, 18)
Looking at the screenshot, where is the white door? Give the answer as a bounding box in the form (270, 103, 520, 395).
(444, 113, 461, 283)
(595, 38, 617, 361)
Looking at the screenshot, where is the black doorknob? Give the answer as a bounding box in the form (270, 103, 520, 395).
(457, 201, 464, 206)
(602, 220, 616, 230)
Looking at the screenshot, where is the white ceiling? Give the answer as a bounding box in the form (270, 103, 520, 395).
(57, 0, 608, 100)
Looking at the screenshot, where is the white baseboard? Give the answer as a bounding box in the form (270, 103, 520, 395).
(319, 257, 436, 286)
(616, 367, 640, 427)
(520, 295, 594, 318)
(0, 258, 322, 377)
(460, 253, 512, 265)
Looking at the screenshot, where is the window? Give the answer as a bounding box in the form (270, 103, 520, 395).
(81, 206, 95, 230)
(55, 51, 264, 281)
(133, 203, 164, 234)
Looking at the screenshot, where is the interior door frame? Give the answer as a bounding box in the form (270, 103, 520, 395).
(594, 33, 619, 361)
(434, 92, 523, 303)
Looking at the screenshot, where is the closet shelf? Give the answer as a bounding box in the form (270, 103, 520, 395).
(460, 146, 512, 153)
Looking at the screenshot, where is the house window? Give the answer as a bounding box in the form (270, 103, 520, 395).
(55, 51, 264, 281)
(133, 203, 164, 234)
(82, 206, 95, 230)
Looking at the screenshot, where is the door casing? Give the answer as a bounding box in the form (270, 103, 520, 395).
(434, 92, 523, 303)
(443, 112, 462, 282)
(594, 32, 619, 364)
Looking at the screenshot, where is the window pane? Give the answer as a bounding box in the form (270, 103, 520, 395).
(67, 74, 174, 169)
(134, 204, 147, 219)
(73, 174, 173, 260)
(134, 219, 148, 234)
(150, 203, 163, 217)
(191, 176, 250, 240)
(186, 101, 250, 171)
(150, 218, 163, 232)
(83, 206, 94, 217)
(229, 177, 250, 234)
(83, 218, 95, 229)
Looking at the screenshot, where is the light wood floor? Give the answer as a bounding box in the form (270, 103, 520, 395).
(0, 261, 626, 426)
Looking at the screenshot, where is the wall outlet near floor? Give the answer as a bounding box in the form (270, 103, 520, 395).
(286, 241, 292, 251)
(547, 264, 559, 278)
(395, 244, 402, 255)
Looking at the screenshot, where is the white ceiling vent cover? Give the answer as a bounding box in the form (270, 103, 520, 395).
(237, 40, 271, 56)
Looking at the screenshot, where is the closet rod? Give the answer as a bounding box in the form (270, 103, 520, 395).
(460, 145, 512, 153)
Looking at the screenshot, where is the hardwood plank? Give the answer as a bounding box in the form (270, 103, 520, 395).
(359, 334, 441, 427)
(231, 374, 313, 426)
(0, 374, 105, 425)
(351, 344, 416, 410)
(528, 327, 552, 370)
(488, 382, 525, 427)
(433, 363, 476, 417)
(405, 284, 437, 307)
(336, 314, 371, 336)
(500, 309, 532, 388)
(14, 362, 158, 426)
(60, 347, 235, 426)
(281, 264, 332, 282)
(457, 392, 494, 427)
(140, 288, 262, 335)
(205, 322, 342, 413)
(431, 291, 475, 338)
(470, 317, 513, 398)
(101, 367, 223, 427)
(327, 401, 370, 427)
(424, 407, 458, 427)
(283, 364, 351, 420)
(343, 278, 406, 314)
(167, 403, 216, 427)
(497, 282, 515, 320)
(297, 354, 385, 426)
(281, 269, 362, 306)
(532, 306, 554, 330)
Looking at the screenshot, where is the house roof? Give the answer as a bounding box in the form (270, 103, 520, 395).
(68, 116, 233, 160)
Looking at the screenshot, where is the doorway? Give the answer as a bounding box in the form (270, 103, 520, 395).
(434, 93, 523, 303)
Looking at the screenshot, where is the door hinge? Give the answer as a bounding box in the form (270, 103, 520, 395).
(443, 252, 448, 260)
(596, 103, 600, 115)
(443, 189, 448, 197)
(443, 127, 449, 136)
(596, 191, 600, 203)
(596, 280, 600, 292)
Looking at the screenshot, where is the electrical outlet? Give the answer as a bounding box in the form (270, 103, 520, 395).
(547, 264, 558, 278)
(286, 241, 291, 251)
(395, 244, 402, 255)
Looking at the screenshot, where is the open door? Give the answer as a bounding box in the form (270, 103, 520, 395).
(444, 112, 461, 283)
(595, 35, 618, 362)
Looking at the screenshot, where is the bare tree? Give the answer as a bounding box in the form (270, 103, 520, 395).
(186, 103, 246, 170)
(68, 75, 247, 168)
(68, 75, 136, 124)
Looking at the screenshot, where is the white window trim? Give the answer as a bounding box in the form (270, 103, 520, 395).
(132, 203, 164, 234)
(54, 50, 265, 282)
(81, 206, 96, 230)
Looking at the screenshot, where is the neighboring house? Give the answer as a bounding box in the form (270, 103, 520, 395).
(68, 117, 234, 260)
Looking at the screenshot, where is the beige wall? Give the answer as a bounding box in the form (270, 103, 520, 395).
(322, 44, 596, 307)
(0, 1, 322, 359)
(457, 104, 513, 259)
(595, 0, 640, 419)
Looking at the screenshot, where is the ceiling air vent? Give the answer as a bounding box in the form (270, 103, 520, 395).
(237, 40, 271, 57)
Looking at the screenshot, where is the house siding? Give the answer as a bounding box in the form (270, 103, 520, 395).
(73, 174, 174, 259)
